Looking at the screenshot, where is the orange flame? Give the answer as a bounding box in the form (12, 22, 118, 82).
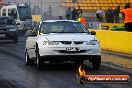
(78, 65, 86, 76)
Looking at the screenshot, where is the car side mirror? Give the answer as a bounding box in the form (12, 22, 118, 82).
(29, 32, 37, 37)
(91, 31, 96, 35)
(16, 23, 20, 25)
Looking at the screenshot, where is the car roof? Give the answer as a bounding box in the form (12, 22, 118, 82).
(42, 20, 78, 23)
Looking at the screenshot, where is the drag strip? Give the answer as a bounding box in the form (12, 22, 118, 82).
(0, 36, 132, 88)
(0, 50, 132, 88)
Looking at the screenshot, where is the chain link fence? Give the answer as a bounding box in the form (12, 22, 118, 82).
(5, 0, 97, 20)
(7, 0, 124, 29)
(6, 0, 68, 20)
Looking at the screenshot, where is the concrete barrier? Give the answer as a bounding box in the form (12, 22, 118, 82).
(90, 30, 132, 54)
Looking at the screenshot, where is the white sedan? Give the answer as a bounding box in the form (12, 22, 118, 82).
(25, 20, 101, 69)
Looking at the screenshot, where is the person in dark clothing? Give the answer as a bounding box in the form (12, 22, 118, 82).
(72, 8, 77, 20)
(76, 6, 82, 19)
(114, 8, 119, 23)
(66, 7, 72, 20)
(105, 7, 114, 23)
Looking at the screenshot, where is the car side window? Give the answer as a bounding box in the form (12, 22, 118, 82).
(40, 25, 49, 34)
(8, 8, 17, 19)
(2, 9, 6, 16)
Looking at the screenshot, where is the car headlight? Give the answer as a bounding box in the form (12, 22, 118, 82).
(86, 40, 99, 45)
(43, 41, 59, 45)
(53, 41, 59, 45)
(43, 41, 48, 45)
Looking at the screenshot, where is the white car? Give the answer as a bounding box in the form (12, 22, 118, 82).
(25, 20, 101, 69)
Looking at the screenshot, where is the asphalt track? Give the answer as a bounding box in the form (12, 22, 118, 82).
(0, 36, 132, 88)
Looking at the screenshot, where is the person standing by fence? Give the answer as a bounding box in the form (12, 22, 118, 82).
(78, 14, 86, 26)
(66, 7, 72, 20)
(96, 7, 105, 22)
(96, 7, 104, 29)
(114, 8, 120, 23)
(72, 8, 77, 20)
(105, 7, 114, 23)
(76, 6, 82, 20)
(120, 3, 132, 32)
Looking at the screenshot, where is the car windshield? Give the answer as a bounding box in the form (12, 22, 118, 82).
(40, 21, 89, 34)
(0, 17, 15, 25)
(17, 6, 32, 21)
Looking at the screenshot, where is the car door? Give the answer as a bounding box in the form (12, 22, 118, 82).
(26, 23, 40, 58)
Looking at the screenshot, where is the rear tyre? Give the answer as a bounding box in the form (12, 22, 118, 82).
(25, 51, 34, 65)
(92, 56, 101, 69)
(36, 47, 43, 69)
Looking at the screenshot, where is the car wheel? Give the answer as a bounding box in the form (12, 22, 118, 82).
(36, 47, 43, 69)
(25, 51, 34, 65)
(92, 56, 101, 69)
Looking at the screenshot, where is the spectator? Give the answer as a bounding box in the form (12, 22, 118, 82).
(96, 7, 105, 22)
(43, 11, 47, 21)
(117, 4, 120, 12)
(105, 7, 114, 23)
(76, 6, 82, 19)
(72, 8, 77, 20)
(47, 6, 52, 19)
(120, 3, 132, 32)
(66, 7, 72, 20)
(114, 8, 119, 23)
(78, 14, 86, 26)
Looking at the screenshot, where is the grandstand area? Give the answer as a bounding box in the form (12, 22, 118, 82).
(61, 0, 132, 10)
(3, 0, 131, 22)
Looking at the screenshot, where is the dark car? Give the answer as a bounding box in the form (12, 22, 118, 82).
(0, 16, 18, 43)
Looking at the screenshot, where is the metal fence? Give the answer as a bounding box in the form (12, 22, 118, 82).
(5, 0, 124, 29)
(6, 0, 67, 20)
(5, 0, 97, 20)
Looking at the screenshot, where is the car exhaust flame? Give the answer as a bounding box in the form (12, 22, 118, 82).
(76, 65, 86, 84)
(78, 65, 86, 76)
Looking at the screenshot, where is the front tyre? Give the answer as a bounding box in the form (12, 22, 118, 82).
(25, 51, 34, 65)
(36, 47, 43, 69)
(92, 56, 101, 69)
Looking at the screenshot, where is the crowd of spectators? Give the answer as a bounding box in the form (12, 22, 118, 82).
(96, 6, 120, 23)
(66, 5, 121, 23)
(65, 3, 132, 32)
(65, 6, 82, 20)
